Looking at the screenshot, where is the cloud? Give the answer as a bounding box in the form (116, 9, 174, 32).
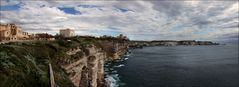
(0, 0, 238, 41)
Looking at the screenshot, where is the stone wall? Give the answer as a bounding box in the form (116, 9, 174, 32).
(0, 24, 30, 41)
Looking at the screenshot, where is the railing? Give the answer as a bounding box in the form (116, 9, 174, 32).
(49, 63, 55, 87)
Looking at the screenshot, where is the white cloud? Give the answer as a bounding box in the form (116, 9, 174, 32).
(0, 0, 238, 41)
(0, 0, 20, 6)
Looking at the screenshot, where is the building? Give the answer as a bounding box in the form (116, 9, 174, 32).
(0, 23, 30, 41)
(34, 33, 55, 41)
(117, 34, 128, 40)
(59, 28, 75, 37)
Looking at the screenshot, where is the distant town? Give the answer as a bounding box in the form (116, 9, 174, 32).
(0, 23, 129, 42)
(0, 23, 222, 87)
(0, 23, 73, 41)
(0, 23, 219, 47)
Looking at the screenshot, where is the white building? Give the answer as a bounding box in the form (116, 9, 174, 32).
(59, 28, 75, 37)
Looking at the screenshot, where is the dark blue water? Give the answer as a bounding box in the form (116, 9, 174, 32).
(105, 45, 239, 87)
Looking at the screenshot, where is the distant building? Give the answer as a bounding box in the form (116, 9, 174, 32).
(100, 35, 113, 38)
(0, 23, 30, 41)
(59, 28, 75, 37)
(117, 34, 128, 40)
(34, 33, 55, 41)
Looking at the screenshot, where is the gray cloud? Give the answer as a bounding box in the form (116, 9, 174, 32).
(0, 0, 238, 41)
(150, 1, 187, 17)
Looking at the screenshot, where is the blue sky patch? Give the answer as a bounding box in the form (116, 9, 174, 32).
(98, 30, 120, 36)
(78, 5, 103, 11)
(58, 7, 81, 15)
(0, 4, 20, 11)
(98, 28, 120, 36)
(78, 5, 101, 8)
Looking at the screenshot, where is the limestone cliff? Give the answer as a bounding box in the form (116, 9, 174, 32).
(61, 40, 128, 87)
(0, 37, 128, 87)
(60, 45, 106, 87)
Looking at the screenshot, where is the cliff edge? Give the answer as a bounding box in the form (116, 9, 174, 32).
(0, 37, 128, 87)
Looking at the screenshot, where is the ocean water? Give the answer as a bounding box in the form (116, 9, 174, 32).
(104, 45, 239, 87)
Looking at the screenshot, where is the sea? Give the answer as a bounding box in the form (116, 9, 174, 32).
(104, 45, 239, 87)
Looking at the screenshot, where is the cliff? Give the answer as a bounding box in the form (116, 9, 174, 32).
(129, 40, 219, 48)
(0, 37, 128, 87)
(60, 44, 106, 87)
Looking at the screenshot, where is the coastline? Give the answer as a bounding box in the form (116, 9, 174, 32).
(0, 37, 222, 87)
(104, 51, 130, 87)
(105, 45, 238, 87)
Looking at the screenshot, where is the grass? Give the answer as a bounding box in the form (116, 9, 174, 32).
(0, 39, 84, 87)
(0, 37, 128, 87)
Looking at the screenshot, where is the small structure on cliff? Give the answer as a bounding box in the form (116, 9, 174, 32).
(117, 34, 128, 40)
(59, 28, 75, 37)
(0, 23, 31, 41)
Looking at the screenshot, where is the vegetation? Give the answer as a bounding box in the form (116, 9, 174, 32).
(0, 37, 97, 87)
(0, 36, 129, 87)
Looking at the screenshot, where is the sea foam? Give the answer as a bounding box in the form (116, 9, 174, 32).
(114, 64, 125, 68)
(105, 74, 120, 87)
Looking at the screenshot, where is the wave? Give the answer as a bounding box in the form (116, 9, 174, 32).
(114, 64, 125, 68)
(125, 54, 130, 57)
(105, 74, 120, 87)
(112, 70, 117, 73)
(124, 58, 128, 60)
(105, 53, 130, 87)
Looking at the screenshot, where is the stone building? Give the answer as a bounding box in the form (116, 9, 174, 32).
(0, 23, 30, 41)
(59, 28, 75, 37)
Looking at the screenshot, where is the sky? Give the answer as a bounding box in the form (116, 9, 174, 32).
(0, 0, 238, 42)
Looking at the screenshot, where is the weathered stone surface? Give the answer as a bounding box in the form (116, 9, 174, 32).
(60, 43, 128, 87)
(0, 24, 30, 41)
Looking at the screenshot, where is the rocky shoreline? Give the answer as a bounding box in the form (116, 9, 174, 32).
(0, 37, 220, 87)
(0, 36, 129, 87)
(56, 37, 129, 87)
(129, 40, 219, 49)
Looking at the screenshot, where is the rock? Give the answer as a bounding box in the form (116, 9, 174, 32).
(62, 43, 128, 87)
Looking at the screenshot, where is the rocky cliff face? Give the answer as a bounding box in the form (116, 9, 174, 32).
(59, 41, 128, 87)
(129, 40, 219, 49)
(61, 45, 106, 87)
(98, 40, 129, 61)
(0, 37, 128, 87)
